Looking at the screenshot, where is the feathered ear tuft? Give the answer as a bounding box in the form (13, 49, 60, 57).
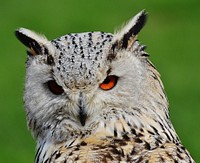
(15, 28, 49, 56)
(112, 10, 147, 50)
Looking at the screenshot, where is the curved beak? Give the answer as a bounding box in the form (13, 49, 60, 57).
(78, 92, 87, 126)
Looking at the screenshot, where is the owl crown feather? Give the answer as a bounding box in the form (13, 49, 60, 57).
(16, 10, 147, 58)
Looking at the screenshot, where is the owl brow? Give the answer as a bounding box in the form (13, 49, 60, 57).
(106, 68, 112, 75)
(47, 55, 55, 65)
(107, 44, 117, 61)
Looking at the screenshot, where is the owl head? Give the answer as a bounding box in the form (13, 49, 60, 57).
(16, 10, 168, 143)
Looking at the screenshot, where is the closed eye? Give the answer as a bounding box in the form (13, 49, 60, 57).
(47, 80, 64, 95)
(99, 75, 118, 90)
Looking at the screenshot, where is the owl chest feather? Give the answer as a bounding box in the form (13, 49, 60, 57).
(36, 115, 193, 163)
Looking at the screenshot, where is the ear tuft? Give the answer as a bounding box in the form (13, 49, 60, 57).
(113, 10, 147, 49)
(15, 28, 48, 56)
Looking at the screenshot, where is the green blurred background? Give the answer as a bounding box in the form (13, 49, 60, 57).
(0, 0, 199, 162)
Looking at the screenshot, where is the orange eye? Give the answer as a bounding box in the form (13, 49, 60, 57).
(47, 80, 64, 95)
(99, 75, 118, 90)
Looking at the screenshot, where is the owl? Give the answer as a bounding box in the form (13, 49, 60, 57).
(15, 10, 194, 162)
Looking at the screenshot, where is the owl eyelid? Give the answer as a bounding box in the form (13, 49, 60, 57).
(47, 80, 64, 95)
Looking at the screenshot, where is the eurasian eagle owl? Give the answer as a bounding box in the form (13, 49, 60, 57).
(15, 10, 194, 162)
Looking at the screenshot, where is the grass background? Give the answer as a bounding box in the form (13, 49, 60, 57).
(0, 0, 199, 162)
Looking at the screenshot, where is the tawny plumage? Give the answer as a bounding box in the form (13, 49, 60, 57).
(15, 10, 195, 162)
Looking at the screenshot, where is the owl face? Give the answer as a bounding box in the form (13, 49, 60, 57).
(16, 11, 163, 142)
